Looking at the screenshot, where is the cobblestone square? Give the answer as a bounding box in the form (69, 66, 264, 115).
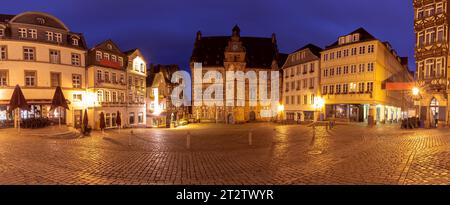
(1, 123, 450, 185)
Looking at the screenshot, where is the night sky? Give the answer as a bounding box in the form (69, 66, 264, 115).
(2, 0, 415, 71)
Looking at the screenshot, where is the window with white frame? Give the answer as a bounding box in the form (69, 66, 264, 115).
(0, 70, 8, 86)
(96, 51, 102, 61)
(0, 46, 6, 60)
(19, 28, 27, 38)
(28, 29, 37, 39)
(73, 94, 82, 102)
(72, 74, 81, 88)
(72, 38, 79, 46)
(97, 70, 102, 82)
(97, 90, 103, 102)
(104, 53, 110, 61)
(0, 28, 4, 37)
(23, 47, 35, 61)
(71, 53, 81, 66)
(112, 91, 117, 102)
(437, 26, 445, 43)
(111, 55, 117, 62)
(367, 63, 374, 72)
(24, 71, 37, 87)
(104, 71, 110, 82)
(55, 33, 62, 43)
(46, 31, 53, 41)
(118, 57, 123, 66)
(49, 50, 60, 64)
(105, 91, 110, 102)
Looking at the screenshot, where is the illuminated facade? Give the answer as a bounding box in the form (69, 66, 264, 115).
(146, 64, 188, 128)
(0, 11, 149, 130)
(413, 0, 450, 127)
(321, 28, 414, 123)
(86, 40, 128, 129)
(125, 49, 147, 128)
(281, 44, 322, 122)
(0, 12, 87, 127)
(190, 25, 287, 124)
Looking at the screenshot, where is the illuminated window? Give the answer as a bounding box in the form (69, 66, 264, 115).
(97, 90, 103, 102)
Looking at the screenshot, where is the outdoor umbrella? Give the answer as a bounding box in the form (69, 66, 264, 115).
(50, 86, 69, 127)
(9, 85, 29, 131)
(116, 110, 122, 132)
(82, 109, 88, 135)
(99, 112, 106, 132)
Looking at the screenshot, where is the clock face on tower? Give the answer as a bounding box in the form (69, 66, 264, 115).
(232, 44, 238, 51)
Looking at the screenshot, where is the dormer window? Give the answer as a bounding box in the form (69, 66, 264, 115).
(118, 57, 123, 66)
(339, 37, 345, 45)
(104, 53, 110, 61)
(19, 28, 27, 38)
(29, 29, 37, 39)
(96, 51, 102, 61)
(107, 44, 113, 50)
(352, 33, 360, 42)
(46, 31, 53, 41)
(72, 38, 79, 46)
(111, 55, 117, 62)
(55, 33, 62, 43)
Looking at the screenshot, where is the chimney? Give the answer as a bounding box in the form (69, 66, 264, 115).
(272, 33, 277, 44)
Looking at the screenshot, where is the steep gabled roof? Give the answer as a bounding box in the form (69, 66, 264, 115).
(294, 43, 323, 57)
(191, 35, 281, 69)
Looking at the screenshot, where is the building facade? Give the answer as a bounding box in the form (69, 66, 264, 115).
(413, 0, 450, 127)
(321, 28, 414, 124)
(0, 12, 87, 127)
(190, 25, 287, 124)
(146, 64, 188, 127)
(86, 40, 128, 129)
(282, 44, 322, 122)
(125, 49, 147, 128)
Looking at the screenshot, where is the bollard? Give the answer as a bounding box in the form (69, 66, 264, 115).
(248, 131, 253, 146)
(312, 124, 316, 137)
(186, 132, 191, 149)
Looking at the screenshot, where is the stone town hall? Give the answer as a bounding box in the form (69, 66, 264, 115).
(190, 26, 287, 123)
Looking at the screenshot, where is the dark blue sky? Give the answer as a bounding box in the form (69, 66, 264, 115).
(2, 0, 415, 70)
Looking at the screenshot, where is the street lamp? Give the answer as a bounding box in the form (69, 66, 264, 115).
(313, 96, 325, 121)
(277, 104, 284, 122)
(412, 87, 420, 96)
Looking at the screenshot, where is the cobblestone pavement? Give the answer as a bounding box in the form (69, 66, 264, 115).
(1, 123, 450, 185)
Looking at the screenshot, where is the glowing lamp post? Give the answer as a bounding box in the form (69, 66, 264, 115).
(313, 96, 325, 121)
(277, 104, 285, 122)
